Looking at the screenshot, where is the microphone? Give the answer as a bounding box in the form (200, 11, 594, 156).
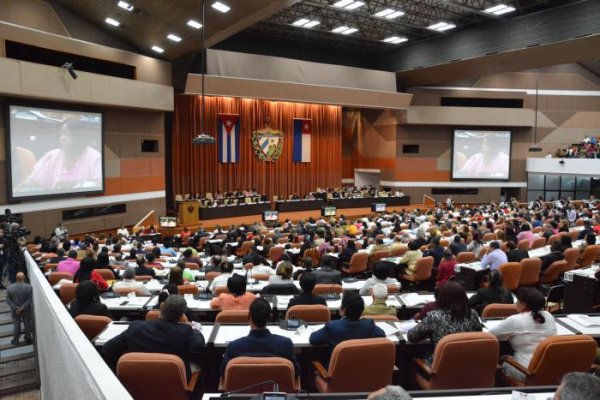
(219, 380, 278, 397)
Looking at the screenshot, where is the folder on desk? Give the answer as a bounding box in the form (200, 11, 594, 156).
(567, 314, 600, 328)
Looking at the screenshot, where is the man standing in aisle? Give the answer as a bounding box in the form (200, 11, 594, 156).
(55, 222, 68, 241)
(7, 272, 32, 345)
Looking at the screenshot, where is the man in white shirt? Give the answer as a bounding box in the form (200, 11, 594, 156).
(117, 224, 130, 238)
(113, 268, 151, 295)
(249, 255, 274, 277)
(55, 222, 68, 240)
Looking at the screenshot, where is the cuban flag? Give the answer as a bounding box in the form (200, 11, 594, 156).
(293, 118, 311, 163)
(217, 114, 240, 163)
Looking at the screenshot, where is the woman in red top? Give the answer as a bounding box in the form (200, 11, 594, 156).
(436, 250, 457, 287)
(73, 256, 108, 290)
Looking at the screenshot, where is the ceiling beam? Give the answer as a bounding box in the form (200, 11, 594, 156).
(206, 0, 302, 47)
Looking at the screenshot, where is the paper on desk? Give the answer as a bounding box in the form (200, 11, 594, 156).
(277, 296, 294, 309)
(396, 320, 417, 334)
(567, 314, 600, 328)
(401, 293, 427, 307)
(96, 323, 129, 342)
(218, 325, 251, 343)
(377, 322, 400, 337)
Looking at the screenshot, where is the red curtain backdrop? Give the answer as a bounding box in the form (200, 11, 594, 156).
(172, 95, 342, 201)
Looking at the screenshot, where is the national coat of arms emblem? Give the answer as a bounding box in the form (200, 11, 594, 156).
(252, 119, 284, 162)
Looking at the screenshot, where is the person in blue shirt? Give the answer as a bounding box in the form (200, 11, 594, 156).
(480, 240, 508, 270)
(221, 298, 300, 377)
(309, 291, 385, 359)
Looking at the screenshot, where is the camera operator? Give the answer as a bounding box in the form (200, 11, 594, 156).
(0, 230, 5, 289)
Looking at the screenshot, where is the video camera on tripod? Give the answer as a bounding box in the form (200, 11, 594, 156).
(1, 209, 30, 244)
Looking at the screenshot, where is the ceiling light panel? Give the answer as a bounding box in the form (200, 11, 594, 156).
(212, 2, 230, 13)
(167, 34, 182, 42)
(187, 20, 202, 29)
(151, 46, 164, 53)
(105, 17, 120, 26)
(117, 1, 133, 11)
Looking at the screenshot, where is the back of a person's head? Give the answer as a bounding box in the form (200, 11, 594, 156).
(160, 295, 187, 323)
(169, 266, 184, 285)
(488, 270, 504, 289)
(556, 372, 600, 400)
(368, 385, 413, 400)
(437, 281, 469, 321)
(506, 241, 517, 251)
(136, 257, 146, 268)
(75, 280, 100, 305)
(321, 255, 334, 268)
(220, 261, 234, 273)
(212, 255, 222, 266)
(252, 254, 262, 266)
(586, 233, 596, 245)
(408, 241, 419, 251)
(227, 274, 247, 297)
(372, 262, 390, 280)
(489, 240, 500, 250)
(183, 249, 192, 257)
(372, 283, 388, 300)
(277, 261, 293, 280)
(342, 291, 365, 320)
(146, 252, 156, 262)
(249, 298, 271, 328)
(551, 241, 563, 252)
(302, 257, 313, 270)
(299, 272, 317, 294)
(516, 287, 546, 324)
(123, 267, 136, 280)
(442, 250, 453, 261)
(68, 249, 78, 259)
(453, 235, 461, 243)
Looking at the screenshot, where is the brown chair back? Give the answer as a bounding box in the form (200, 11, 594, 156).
(532, 226, 544, 234)
(277, 237, 289, 245)
(578, 245, 600, 268)
(531, 237, 546, 249)
(48, 271, 73, 286)
(206, 272, 221, 282)
(517, 240, 530, 250)
(60, 283, 79, 305)
(318, 338, 395, 393)
(346, 252, 369, 274)
(252, 273, 271, 281)
(117, 353, 189, 400)
(482, 233, 495, 242)
(215, 310, 250, 323)
(134, 276, 152, 282)
(423, 332, 499, 390)
(403, 256, 434, 283)
(313, 284, 343, 295)
(540, 260, 568, 284)
(478, 246, 487, 260)
(563, 247, 579, 271)
(285, 305, 330, 323)
(185, 262, 200, 270)
(371, 250, 390, 266)
(113, 287, 144, 296)
(74, 315, 112, 340)
(302, 248, 320, 266)
(145, 310, 189, 323)
(523, 335, 597, 386)
(361, 315, 399, 322)
(214, 286, 230, 296)
(96, 269, 115, 281)
(519, 257, 542, 287)
(221, 357, 299, 393)
(456, 252, 476, 263)
(481, 304, 519, 318)
(268, 246, 285, 263)
(547, 235, 561, 246)
(237, 241, 254, 256)
(177, 285, 199, 295)
(391, 246, 408, 257)
(498, 262, 522, 291)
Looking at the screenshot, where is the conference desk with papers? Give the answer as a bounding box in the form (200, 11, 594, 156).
(329, 196, 410, 209)
(199, 202, 271, 220)
(275, 199, 326, 212)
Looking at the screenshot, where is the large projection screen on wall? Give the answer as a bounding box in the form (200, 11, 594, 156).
(7, 104, 104, 201)
(452, 130, 511, 180)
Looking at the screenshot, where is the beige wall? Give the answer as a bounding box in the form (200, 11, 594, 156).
(0, 0, 68, 36)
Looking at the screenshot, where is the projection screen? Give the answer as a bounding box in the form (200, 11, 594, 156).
(7, 104, 104, 200)
(452, 130, 511, 180)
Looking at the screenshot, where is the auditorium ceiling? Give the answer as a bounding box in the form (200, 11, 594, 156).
(52, 0, 574, 60)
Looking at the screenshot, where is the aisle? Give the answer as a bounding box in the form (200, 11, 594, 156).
(0, 289, 39, 397)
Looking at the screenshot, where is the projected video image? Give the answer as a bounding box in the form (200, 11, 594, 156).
(322, 206, 336, 217)
(452, 130, 511, 180)
(372, 203, 386, 213)
(159, 217, 177, 228)
(263, 211, 279, 222)
(8, 105, 103, 199)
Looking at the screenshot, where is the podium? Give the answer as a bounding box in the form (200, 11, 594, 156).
(178, 201, 199, 226)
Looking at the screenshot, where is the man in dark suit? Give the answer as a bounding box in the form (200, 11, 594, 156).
(220, 298, 300, 377)
(309, 291, 385, 359)
(288, 272, 327, 309)
(102, 295, 205, 378)
(505, 241, 529, 263)
(312, 256, 342, 285)
(541, 241, 565, 272)
(448, 235, 467, 256)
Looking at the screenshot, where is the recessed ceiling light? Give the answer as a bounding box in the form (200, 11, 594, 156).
(304, 20, 320, 28)
(375, 9, 395, 17)
(427, 22, 456, 31)
(212, 1, 230, 13)
(386, 11, 405, 19)
(333, 0, 364, 10)
(341, 27, 358, 35)
(332, 26, 350, 33)
(187, 20, 202, 29)
(383, 36, 408, 44)
(105, 17, 120, 27)
(167, 34, 182, 42)
(151, 46, 164, 53)
(484, 4, 516, 15)
(117, 1, 134, 11)
(293, 18, 310, 26)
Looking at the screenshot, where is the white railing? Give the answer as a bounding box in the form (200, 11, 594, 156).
(26, 252, 132, 399)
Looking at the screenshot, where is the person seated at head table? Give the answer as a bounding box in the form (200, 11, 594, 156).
(309, 291, 385, 359)
(201, 255, 222, 274)
(57, 249, 81, 276)
(288, 272, 327, 309)
(220, 298, 300, 378)
(112, 267, 151, 296)
(248, 254, 274, 277)
(102, 295, 205, 379)
(540, 241, 565, 272)
(312, 255, 342, 286)
(436, 250, 457, 287)
(407, 281, 482, 366)
(68, 280, 113, 319)
(359, 262, 399, 296)
(468, 270, 514, 315)
(362, 284, 397, 317)
(480, 240, 508, 270)
(74, 257, 108, 290)
(210, 274, 256, 311)
(268, 261, 295, 285)
(489, 287, 557, 383)
(504, 240, 529, 263)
